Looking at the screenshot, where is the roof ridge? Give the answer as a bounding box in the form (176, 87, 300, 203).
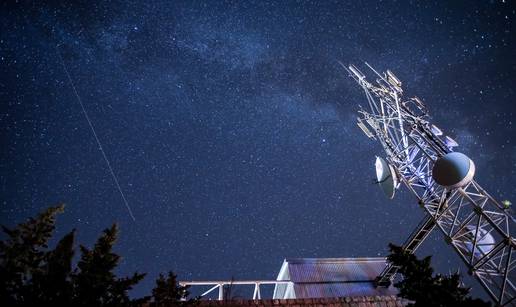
(284, 257, 387, 263)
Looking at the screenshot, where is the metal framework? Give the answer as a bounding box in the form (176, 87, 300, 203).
(345, 62, 516, 306)
(179, 280, 291, 300)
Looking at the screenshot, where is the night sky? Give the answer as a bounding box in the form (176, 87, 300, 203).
(2, 0, 516, 300)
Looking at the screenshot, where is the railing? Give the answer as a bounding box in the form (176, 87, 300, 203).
(179, 280, 292, 300)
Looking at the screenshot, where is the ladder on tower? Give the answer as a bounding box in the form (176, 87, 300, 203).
(376, 214, 436, 286)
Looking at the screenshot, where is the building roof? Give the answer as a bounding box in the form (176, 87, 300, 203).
(197, 296, 408, 306)
(273, 257, 398, 299)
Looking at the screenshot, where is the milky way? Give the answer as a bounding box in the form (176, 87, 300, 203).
(1, 1, 515, 300)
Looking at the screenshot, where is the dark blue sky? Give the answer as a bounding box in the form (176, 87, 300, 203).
(1, 0, 515, 300)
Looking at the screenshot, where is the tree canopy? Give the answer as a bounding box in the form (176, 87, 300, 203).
(0, 205, 194, 306)
(387, 243, 490, 307)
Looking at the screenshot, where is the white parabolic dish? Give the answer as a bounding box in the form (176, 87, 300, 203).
(461, 225, 495, 258)
(375, 156, 397, 199)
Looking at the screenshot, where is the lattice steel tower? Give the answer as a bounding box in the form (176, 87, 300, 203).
(345, 63, 516, 306)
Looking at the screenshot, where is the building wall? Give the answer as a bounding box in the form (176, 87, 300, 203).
(197, 295, 408, 306)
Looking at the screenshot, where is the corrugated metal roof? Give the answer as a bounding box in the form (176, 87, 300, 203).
(274, 257, 398, 299)
(293, 282, 396, 298)
(285, 257, 388, 283)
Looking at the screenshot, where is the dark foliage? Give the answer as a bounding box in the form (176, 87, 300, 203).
(0, 204, 67, 305)
(387, 243, 490, 307)
(151, 271, 196, 306)
(72, 224, 146, 306)
(31, 229, 76, 305)
(0, 205, 194, 306)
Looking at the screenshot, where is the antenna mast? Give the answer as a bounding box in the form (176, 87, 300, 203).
(346, 63, 515, 306)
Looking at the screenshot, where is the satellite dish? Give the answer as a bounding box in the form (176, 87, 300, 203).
(375, 156, 397, 199)
(459, 226, 495, 258)
(432, 152, 475, 189)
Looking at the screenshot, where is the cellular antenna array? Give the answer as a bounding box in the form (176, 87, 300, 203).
(346, 63, 515, 306)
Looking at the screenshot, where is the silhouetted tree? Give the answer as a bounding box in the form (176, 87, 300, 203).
(387, 243, 490, 307)
(30, 229, 75, 305)
(0, 205, 149, 306)
(72, 224, 146, 306)
(0, 204, 67, 305)
(151, 271, 197, 306)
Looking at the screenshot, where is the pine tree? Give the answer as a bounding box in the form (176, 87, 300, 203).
(1, 206, 149, 305)
(2, 205, 199, 306)
(0, 204, 65, 305)
(152, 271, 196, 306)
(72, 224, 146, 306)
(30, 229, 75, 305)
(387, 243, 490, 307)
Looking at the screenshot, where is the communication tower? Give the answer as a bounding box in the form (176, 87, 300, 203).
(345, 63, 516, 306)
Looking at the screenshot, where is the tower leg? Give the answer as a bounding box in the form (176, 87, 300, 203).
(376, 214, 436, 286)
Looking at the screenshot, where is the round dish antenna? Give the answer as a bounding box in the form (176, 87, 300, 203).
(432, 152, 475, 189)
(459, 226, 496, 258)
(375, 156, 397, 199)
